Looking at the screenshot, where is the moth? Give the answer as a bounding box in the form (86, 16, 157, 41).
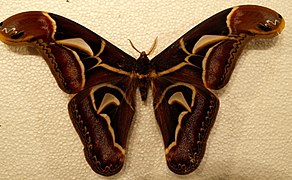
(0, 5, 284, 176)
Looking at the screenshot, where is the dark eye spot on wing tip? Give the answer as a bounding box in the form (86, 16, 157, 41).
(258, 24, 272, 32)
(10, 31, 24, 39)
(0, 22, 3, 27)
(278, 14, 282, 20)
(28, 37, 37, 42)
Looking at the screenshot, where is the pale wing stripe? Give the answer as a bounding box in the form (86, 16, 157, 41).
(201, 43, 218, 88)
(192, 35, 228, 54)
(56, 38, 94, 56)
(90, 84, 132, 154)
(154, 82, 196, 110)
(99, 113, 126, 155)
(42, 12, 57, 40)
(226, 6, 239, 34)
(97, 93, 120, 114)
(165, 111, 188, 154)
(168, 92, 191, 112)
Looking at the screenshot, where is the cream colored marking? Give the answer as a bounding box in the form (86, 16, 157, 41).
(180, 38, 191, 55)
(56, 38, 94, 56)
(165, 141, 175, 154)
(157, 36, 226, 77)
(87, 40, 132, 76)
(226, 6, 239, 34)
(90, 84, 133, 153)
(96, 93, 120, 114)
(201, 42, 219, 88)
(99, 113, 126, 155)
(165, 88, 196, 154)
(180, 38, 201, 67)
(252, 19, 282, 36)
(157, 83, 197, 154)
(155, 82, 196, 110)
(1, 27, 17, 34)
(152, 38, 201, 77)
(168, 92, 191, 112)
(42, 12, 57, 40)
(192, 35, 228, 54)
(266, 19, 280, 26)
(165, 111, 188, 154)
(90, 84, 133, 111)
(99, 63, 132, 76)
(156, 62, 189, 77)
(114, 143, 126, 155)
(95, 40, 106, 57)
(62, 46, 86, 89)
(1, 27, 30, 44)
(85, 41, 104, 71)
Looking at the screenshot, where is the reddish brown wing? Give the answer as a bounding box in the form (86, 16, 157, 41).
(68, 80, 137, 176)
(0, 12, 138, 176)
(0, 11, 137, 93)
(151, 66, 219, 174)
(150, 5, 284, 174)
(0, 5, 285, 176)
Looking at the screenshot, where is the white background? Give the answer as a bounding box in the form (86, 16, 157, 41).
(0, 0, 291, 179)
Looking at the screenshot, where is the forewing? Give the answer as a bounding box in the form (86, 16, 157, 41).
(0, 11, 136, 93)
(151, 5, 284, 90)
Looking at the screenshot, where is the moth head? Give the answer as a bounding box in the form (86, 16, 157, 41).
(0, 11, 56, 45)
(228, 5, 285, 38)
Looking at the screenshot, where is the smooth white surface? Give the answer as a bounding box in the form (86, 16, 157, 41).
(0, 0, 291, 179)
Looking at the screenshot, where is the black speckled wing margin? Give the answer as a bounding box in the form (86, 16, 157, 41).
(0, 5, 285, 176)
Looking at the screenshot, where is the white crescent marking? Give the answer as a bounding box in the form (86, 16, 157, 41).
(168, 92, 191, 112)
(56, 38, 94, 56)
